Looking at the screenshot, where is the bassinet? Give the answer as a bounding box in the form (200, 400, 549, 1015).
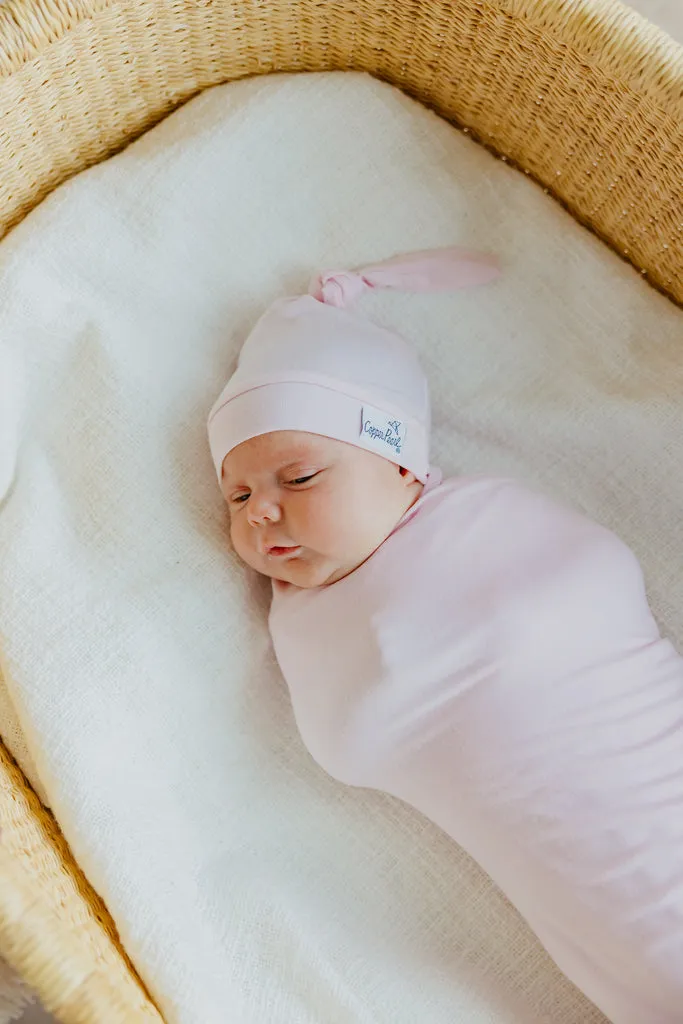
(0, 1, 681, 1020)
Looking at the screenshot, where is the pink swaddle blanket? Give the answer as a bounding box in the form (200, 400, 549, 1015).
(208, 246, 683, 1022)
(270, 476, 683, 1024)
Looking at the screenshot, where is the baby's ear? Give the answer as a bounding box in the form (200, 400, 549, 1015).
(398, 466, 419, 485)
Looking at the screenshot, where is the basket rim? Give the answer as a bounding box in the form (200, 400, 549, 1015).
(0, 0, 681, 112)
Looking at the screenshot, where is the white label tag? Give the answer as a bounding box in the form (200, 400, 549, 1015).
(360, 405, 407, 458)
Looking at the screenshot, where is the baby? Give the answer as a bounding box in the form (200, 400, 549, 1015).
(208, 248, 683, 1024)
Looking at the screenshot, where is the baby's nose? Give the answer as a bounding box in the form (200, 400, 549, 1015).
(247, 495, 282, 527)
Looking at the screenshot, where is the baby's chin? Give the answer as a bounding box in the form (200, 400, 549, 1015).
(251, 550, 349, 589)
(272, 558, 340, 589)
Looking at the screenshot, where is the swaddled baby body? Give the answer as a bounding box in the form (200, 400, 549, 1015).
(208, 249, 683, 1024)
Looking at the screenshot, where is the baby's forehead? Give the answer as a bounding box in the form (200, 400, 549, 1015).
(222, 431, 335, 481)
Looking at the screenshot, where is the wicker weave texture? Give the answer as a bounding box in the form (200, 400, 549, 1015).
(0, 0, 682, 1019)
(0, 0, 681, 300)
(0, 746, 163, 1021)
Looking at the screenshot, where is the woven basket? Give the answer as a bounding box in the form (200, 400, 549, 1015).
(0, 1, 681, 1020)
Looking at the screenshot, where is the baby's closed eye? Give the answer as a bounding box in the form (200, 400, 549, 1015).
(288, 473, 318, 486)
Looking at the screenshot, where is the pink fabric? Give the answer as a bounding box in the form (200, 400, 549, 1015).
(207, 247, 499, 480)
(270, 476, 683, 1024)
(308, 246, 500, 307)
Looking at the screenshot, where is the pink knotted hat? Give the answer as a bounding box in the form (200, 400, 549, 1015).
(207, 246, 499, 484)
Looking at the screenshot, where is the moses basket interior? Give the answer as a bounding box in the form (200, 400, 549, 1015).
(0, 0, 681, 1020)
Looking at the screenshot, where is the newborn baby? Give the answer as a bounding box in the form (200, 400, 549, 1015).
(208, 248, 683, 1024)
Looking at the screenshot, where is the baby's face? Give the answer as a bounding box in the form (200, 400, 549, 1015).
(222, 431, 422, 588)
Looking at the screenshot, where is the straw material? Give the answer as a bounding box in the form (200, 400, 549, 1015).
(0, 746, 163, 1022)
(0, 0, 681, 301)
(0, 954, 33, 1021)
(0, 0, 681, 1018)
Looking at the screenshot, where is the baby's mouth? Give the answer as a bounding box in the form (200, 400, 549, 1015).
(266, 545, 302, 559)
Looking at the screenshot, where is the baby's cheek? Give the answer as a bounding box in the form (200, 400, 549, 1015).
(229, 519, 252, 563)
(304, 507, 345, 554)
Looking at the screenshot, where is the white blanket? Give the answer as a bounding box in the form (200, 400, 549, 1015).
(1, 69, 682, 1024)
